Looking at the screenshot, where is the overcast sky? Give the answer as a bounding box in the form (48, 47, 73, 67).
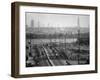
(26, 12, 89, 28)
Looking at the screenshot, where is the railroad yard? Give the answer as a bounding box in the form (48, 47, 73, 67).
(25, 14, 89, 67)
(26, 37, 89, 67)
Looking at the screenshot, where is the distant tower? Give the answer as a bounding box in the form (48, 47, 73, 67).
(31, 19, 34, 27)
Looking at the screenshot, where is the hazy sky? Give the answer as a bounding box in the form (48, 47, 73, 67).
(26, 12, 89, 28)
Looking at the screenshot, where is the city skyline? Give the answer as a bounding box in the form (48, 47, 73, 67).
(26, 12, 90, 28)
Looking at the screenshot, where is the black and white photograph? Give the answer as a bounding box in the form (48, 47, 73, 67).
(26, 12, 90, 67)
(11, 2, 97, 77)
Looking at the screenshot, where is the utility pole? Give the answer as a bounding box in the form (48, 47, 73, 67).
(55, 27, 57, 44)
(38, 17, 40, 33)
(65, 33, 66, 49)
(30, 19, 34, 55)
(37, 16, 41, 42)
(48, 23, 51, 45)
(77, 16, 80, 64)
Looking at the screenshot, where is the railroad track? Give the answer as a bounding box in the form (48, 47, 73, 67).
(42, 45, 71, 66)
(36, 46, 52, 66)
(52, 47, 71, 65)
(33, 44, 86, 66)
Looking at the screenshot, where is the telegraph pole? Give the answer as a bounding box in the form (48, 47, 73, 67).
(30, 19, 34, 55)
(77, 16, 80, 64)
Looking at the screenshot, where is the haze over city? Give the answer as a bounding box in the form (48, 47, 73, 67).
(26, 12, 90, 28)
